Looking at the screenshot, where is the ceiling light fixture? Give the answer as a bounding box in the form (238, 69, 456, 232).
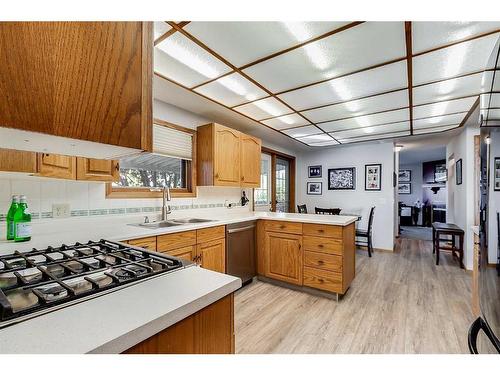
(157, 39, 220, 79)
(254, 100, 283, 117)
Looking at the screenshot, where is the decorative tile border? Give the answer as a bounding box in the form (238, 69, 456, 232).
(0, 201, 244, 222)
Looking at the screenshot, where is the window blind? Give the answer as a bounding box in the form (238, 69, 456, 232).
(153, 124, 193, 160)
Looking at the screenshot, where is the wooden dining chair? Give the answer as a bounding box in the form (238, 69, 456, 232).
(315, 207, 341, 215)
(297, 204, 308, 214)
(356, 206, 375, 257)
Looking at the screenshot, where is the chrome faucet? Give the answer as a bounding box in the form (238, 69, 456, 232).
(150, 186, 171, 221)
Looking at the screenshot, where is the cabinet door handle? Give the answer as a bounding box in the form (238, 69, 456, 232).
(318, 229, 324, 233)
(241, 176, 245, 181)
(279, 225, 285, 229)
(215, 173, 219, 179)
(318, 244, 324, 248)
(115, 163, 120, 171)
(317, 260, 324, 265)
(318, 278, 324, 283)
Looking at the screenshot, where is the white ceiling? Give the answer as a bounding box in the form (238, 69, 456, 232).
(152, 21, 500, 149)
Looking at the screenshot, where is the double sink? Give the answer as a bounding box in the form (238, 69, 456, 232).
(129, 218, 215, 229)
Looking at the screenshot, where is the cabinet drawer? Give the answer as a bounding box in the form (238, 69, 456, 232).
(163, 245, 195, 262)
(303, 267, 342, 293)
(304, 251, 342, 272)
(303, 223, 342, 239)
(157, 231, 197, 252)
(197, 225, 225, 243)
(303, 236, 343, 255)
(264, 220, 302, 234)
(128, 236, 157, 251)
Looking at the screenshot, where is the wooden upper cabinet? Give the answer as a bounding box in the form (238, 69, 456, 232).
(197, 123, 261, 187)
(76, 158, 119, 182)
(240, 134, 261, 187)
(264, 231, 303, 285)
(0, 149, 37, 173)
(37, 154, 77, 180)
(0, 22, 152, 152)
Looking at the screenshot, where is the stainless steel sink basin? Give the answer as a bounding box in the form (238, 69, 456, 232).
(128, 221, 183, 229)
(172, 218, 215, 224)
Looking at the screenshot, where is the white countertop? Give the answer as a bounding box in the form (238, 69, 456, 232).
(0, 209, 356, 353)
(0, 209, 358, 255)
(0, 266, 241, 353)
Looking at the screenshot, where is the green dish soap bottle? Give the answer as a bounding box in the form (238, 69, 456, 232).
(14, 195, 32, 242)
(6, 195, 19, 240)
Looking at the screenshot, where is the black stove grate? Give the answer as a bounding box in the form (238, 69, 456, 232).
(0, 240, 184, 326)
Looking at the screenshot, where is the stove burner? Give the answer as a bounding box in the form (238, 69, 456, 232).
(0, 239, 184, 327)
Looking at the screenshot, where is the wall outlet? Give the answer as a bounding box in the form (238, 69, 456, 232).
(52, 203, 70, 218)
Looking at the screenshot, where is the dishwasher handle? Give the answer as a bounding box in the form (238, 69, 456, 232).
(227, 225, 256, 234)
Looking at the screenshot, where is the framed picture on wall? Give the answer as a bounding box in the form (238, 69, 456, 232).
(398, 182, 411, 194)
(307, 182, 322, 195)
(308, 165, 322, 178)
(365, 164, 382, 191)
(398, 170, 411, 182)
(328, 167, 356, 190)
(456, 158, 463, 186)
(494, 158, 500, 191)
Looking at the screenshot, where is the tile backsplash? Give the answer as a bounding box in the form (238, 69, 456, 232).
(0, 175, 251, 221)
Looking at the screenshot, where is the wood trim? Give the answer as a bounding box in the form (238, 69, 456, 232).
(405, 22, 414, 135)
(458, 97, 480, 128)
(153, 21, 191, 46)
(141, 21, 153, 153)
(106, 121, 197, 199)
(270, 153, 277, 212)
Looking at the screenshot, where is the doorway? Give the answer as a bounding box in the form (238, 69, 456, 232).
(253, 148, 295, 213)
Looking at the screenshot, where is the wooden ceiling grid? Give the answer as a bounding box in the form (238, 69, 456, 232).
(153, 21, 500, 146)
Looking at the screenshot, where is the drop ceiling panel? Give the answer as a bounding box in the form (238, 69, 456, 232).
(412, 72, 482, 105)
(413, 33, 499, 85)
(278, 61, 408, 111)
(155, 33, 232, 87)
(154, 22, 172, 41)
(301, 89, 409, 123)
(485, 109, 500, 120)
(338, 131, 410, 143)
(194, 73, 267, 107)
(481, 93, 500, 110)
(413, 96, 477, 119)
(261, 114, 310, 129)
(413, 124, 459, 135)
(233, 97, 292, 120)
(184, 22, 348, 67)
(282, 125, 322, 138)
(318, 108, 410, 132)
(412, 22, 500, 53)
(243, 22, 406, 93)
(413, 112, 466, 130)
(296, 133, 333, 144)
(330, 121, 410, 140)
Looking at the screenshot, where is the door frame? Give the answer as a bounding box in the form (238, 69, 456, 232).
(261, 147, 296, 213)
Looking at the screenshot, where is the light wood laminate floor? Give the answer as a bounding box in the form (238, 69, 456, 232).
(235, 238, 473, 353)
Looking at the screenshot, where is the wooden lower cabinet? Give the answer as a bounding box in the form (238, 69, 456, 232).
(165, 245, 195, 262)
(196, 238, 225, 273)
(128, 236, 157, 251)
(258, 220, 356, 295)
(123, 294, 234, 354)
(264, 231, 302, 285)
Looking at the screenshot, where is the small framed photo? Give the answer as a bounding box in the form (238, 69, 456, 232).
(365, 164, 382, 191)
(308, 165, 322, 178)
(398, 170, 411, 182)
(328, 167, 356, 190)
(307, 182, 322, 195)
(398, 182, 411, 194)
(493, 158, 500, 191)
(456, 158, 463, 186)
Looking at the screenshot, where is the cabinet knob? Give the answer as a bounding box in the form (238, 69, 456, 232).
(318, 229, 324, 233)
(241, 176, 245, 181)
(318, 279, 324, 283)
(318, 244, 324, 248)
(318, 260, 324, 264)
(215, 173, 219, 178)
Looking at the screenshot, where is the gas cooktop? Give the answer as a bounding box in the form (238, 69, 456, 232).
(0, 239, 186, 328)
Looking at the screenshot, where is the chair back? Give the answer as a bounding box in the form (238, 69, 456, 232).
(315, 207, 341, 215)
(367, 206, 376, 234)
(297, 204, 308, 214)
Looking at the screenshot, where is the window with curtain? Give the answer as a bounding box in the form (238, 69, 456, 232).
(107, 120, 196, 198)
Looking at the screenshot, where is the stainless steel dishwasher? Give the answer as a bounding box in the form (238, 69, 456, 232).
(226, 221, 256, 287)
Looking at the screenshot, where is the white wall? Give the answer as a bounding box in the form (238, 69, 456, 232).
(296, 142, 395, 251)
(446, 125, 480, 270)
(487, 131, 500, 264)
